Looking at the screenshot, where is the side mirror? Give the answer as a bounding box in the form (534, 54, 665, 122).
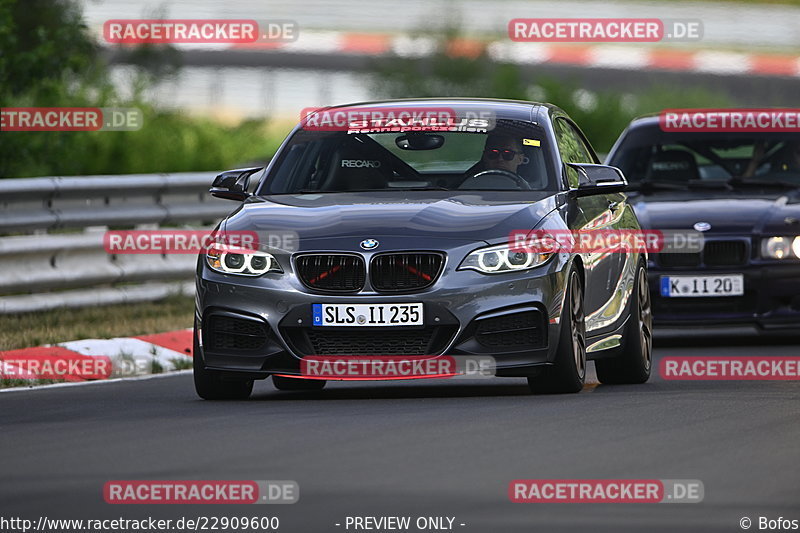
(566, 163, 628, 197)
(210, 167, 263, 201)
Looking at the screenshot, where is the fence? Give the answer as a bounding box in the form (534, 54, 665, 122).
(0, 173, 235, 314)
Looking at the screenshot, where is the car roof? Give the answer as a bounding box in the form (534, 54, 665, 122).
(318, 97, 567, 124)
(624, 114, 660, 130)
(620, 113, 800, 138)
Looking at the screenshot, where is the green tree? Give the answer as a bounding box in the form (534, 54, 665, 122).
(0, 0, 275, 177)
(0, 0, 107, 101)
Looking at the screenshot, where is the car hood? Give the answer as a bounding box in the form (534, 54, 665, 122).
(222, 191, 558, 250)
(629, 189, 800, 234)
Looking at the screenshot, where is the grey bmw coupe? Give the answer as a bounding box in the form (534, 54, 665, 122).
(193, 98, 651, 399)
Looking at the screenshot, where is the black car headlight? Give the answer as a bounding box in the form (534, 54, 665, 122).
(761, 236, 800, 259)
(205, 243, 283, 276)
(458, 243, 555, 274)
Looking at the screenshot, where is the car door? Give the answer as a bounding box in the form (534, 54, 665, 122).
(554, 117, 622, 327)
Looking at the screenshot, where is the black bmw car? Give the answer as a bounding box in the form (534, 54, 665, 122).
(607, 114, 800, 331)
(193, 98, 652, 400)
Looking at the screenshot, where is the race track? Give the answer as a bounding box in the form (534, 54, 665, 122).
(2, 333, 799, 533)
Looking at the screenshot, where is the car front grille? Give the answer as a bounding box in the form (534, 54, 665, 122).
(474, 310, 546, 348)
(658, 240, 747, 268)
(205, 314, 268, 352)
(307, 329, 433, 355)
(370, 253, 444, 292)
(281, 325, 458, 356)
(659, 252, 701, 268)
(703, 241, 747, 266)
(296, 254, 366, 292)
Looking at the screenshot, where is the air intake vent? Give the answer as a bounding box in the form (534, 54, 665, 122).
(475, 310, 546, 348)
(205, 315, 268, 352)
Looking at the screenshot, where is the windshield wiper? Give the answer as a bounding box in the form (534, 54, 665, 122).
(389, 186, 450, 191)
(277, 187, 453, 194)
(727, 178, 800, 189)
(281, 189, 388, 194)
(685, 179, 731, 190)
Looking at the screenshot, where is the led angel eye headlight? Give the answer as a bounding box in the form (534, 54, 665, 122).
(205, 243, 282, 276)
(459, 243, 554, 274)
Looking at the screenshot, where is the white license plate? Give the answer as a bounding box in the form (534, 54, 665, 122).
(660, 274, 744, 298)
(312, 303, 424, 326)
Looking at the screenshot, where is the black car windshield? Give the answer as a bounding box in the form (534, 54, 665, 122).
(257, 119, 556, 194)
(609, 127, 800, 188)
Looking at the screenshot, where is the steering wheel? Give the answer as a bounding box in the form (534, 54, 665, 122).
(467, 169, 531, 190)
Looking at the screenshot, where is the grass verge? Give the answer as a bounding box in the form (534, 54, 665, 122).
(0, 295, 194, 351)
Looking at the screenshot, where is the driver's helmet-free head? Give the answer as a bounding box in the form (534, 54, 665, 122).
(481, 134, 526, 173)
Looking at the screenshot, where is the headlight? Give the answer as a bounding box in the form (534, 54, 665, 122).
(459, 243, 554, 274)
(761, 236, 799, 259)
(205, 242, 283, 276)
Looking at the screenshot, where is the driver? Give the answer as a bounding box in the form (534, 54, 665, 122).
(744, 138, 800, 177)
(475, 134, 526, 174)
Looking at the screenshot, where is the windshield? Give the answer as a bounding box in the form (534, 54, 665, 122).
(257, 120, 556, 194)
(609, 128, 800, 187)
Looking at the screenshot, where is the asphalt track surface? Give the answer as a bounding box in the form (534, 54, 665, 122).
(2, 333, 799, 533)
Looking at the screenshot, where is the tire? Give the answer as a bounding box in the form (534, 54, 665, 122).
(193, 335, 254, 400)
(595, 258, 652, 385)
(528, 269, 586, 394)
(272, 375, 327, 391)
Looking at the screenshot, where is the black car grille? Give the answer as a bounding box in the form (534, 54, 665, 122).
(307, 329, 433, 355)
(704, 241, 747, 266)
(475, 310, 546, 348)
(282, 325, 458, 356)
(205, 314, 268, 352)
(370, 253, 444, 292)
(659, 252, 701, 268)
(658, 240, 747, 268)
(296, 254, 365, 292)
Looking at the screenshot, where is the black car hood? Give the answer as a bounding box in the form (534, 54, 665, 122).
(629, 189, 800, 234)
(222, 191, 558, 247)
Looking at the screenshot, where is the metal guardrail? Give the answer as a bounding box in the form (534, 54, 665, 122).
(0, 173, 236, 314)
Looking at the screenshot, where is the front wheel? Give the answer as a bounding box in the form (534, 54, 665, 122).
(528, 269, 586, 394)
(595, 259, 652, 384)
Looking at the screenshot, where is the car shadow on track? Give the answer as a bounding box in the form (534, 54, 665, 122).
(248, 379, 536, 401)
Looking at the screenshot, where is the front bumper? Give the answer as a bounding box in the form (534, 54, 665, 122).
(649, 260, 800, 330)
(194, 253, 569, 379)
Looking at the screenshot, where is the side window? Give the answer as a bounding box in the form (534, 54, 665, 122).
(554, 118, 595, 187)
